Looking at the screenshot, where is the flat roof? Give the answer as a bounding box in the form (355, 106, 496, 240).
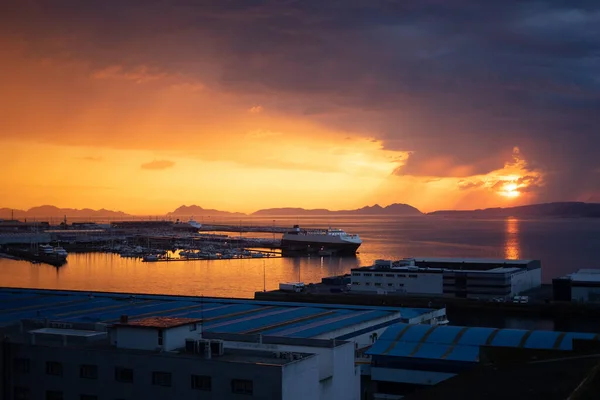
(366, 323, 600, 362)
(352, 266, 524, 274)
(114, 317, 201, 329)
(561, 269, 600, 283)
(29, 328, 107, 338)
(0, 288, 438, 339)
(412, 257, 534, 264)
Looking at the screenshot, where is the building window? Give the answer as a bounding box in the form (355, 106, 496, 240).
(13, 358, 30, 373)
(365, 282, 370, 286)
(364, 273, 372, 277)
(352, 273, 360, 276)
(374, 273, 383, 277)
(387, 283, 393, 287)
(386, 274, 394, 277)
(152, 371, 172, 387)
(398, 274, 406, 278)
(46, 391, 63, 400)
(80, 365, 98, 379)
(190, 323, 197, 331)
(231, 379, 253, 395)
(191, 375, 212, 391)
(352, 282, 359, 285)
(46, 361, 63, 376)
(80, 396, 97, 400)
(409, 274, 418, 278)
(158, 329, 163, 345)
(115, 367, 134, 383)
(398, 283, 404, 287)
(374, 283, 381, 286)
(14, 386, 29, 400)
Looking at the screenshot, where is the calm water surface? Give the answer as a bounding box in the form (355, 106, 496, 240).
(2, 216, 600, 299)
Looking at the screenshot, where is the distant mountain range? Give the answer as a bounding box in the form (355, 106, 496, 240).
(251, 203, 423, 216)
(428, 202, 600, 218)
(2, 202, 600, 220)
(166, 205, 245, 217)
(0, 205, 129, 220)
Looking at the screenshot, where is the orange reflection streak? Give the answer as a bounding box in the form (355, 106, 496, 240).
(504, 217, 521, 260)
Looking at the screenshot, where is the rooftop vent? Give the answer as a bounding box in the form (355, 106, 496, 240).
(185, 338, 196, 353)
(210, 339, 224, 356)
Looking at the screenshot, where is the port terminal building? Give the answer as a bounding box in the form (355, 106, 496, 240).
(350, 257, 541, 299)
(553, 269, 600, 302)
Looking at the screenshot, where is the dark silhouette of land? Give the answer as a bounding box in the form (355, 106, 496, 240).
(429, 202, 600, 218)
(252, 203, 423, 216)
(0, 205, 128, 220)
(2, 202, 600, 220)
(166, 205, 245, 217)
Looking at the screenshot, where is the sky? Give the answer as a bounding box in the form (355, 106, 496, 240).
(1, 0, 599, 214)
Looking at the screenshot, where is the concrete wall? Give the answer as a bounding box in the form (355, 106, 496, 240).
(331, 343, 361, 400)
(224, 340, 359, 400)
(113, 327, 161, 351)
(282, 355, 320, 400)
(572, 286, 600, 302)
(9, 342, 285, 400)
(112, 324, 201, 351)
(351, 272, 443, 295)
(164, 324, 201, 351)
(511, 268, 542, 296)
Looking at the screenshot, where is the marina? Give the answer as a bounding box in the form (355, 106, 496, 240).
(0, 219, 363, 267)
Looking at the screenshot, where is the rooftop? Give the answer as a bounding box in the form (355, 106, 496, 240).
(411, 257, 535, 264)
(114, 316, 201, 329)
(30, 327, 107, 338)
(3, 325, 314, 367)
(0, 288, 437, 338)
(353, 265, 525, 274)
(366, 323, 600, 362)
(565, 269, 600, 283)
(404, 354, 600, 400)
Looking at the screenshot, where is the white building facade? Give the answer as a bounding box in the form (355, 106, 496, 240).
(351, 258, 541, 299)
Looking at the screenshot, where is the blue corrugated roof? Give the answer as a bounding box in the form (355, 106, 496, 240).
(446, 345, 479, 362)
(491, 329, 527, 347)
(366, 323, 600, 362)
(0, 288, 431, 340)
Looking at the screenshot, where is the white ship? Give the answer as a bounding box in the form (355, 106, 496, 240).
(281, 225, 362, 255)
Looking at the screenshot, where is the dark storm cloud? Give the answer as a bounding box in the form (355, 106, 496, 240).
(2, 0, 600, 200)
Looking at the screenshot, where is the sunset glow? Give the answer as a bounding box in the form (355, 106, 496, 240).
(499, 183, 520, 198)
(1, 1, 598, 215)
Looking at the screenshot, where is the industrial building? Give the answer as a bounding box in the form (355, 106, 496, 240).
(553, 269, 600, 302)
(365, 322, 600, 399)
(2, 317, 358, 400)
(0, 288, 445, 348)
(0, 288, 448, 400)
(350, 257, 541, 299)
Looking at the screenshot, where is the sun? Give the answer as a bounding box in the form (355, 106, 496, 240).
(499, 183, 520, 198)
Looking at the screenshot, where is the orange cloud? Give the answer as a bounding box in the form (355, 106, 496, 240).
(248, 105, 264, 113)
(141, 160, 175, 170)
(91, 65, 168, 84)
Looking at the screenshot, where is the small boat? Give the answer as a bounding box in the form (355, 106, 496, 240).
(53, 247, 68, 257)
(142, 254, 159, 262)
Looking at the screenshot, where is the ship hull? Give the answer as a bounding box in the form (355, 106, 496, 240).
(3, 247, 67, 267)
(281, 239, 361, 256)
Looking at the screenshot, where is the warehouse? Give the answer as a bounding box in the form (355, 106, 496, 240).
(350, 257, 541, 299)
(365, 322, 600, 399)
